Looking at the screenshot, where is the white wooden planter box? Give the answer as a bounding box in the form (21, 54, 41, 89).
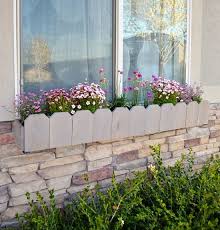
(14, 101, 209, 153)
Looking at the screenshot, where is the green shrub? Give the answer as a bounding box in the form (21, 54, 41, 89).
(16, 146, 220, 230)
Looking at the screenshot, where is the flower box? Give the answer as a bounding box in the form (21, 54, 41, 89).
(14, 101, 209, 153)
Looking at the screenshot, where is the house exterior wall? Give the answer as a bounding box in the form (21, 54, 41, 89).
(201, 0, 220, 102)
(1, 0, 220, 122)
(0, 0, 15, 122)
(0, 107, 220, 226)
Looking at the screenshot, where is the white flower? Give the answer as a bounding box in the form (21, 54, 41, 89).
(92, 101, 96, 105)
(86, 101, 90, 105)
(72, 104, 76, 109)
(77, 105, 82, 109)
(59, 106, 63, 110)
(166, 96, 169, 99)
(71, 110, 75, 115)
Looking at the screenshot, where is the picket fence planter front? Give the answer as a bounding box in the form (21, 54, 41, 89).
(14, 101, 209, 152)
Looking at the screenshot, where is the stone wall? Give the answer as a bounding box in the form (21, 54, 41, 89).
(0, 105, 220, 227)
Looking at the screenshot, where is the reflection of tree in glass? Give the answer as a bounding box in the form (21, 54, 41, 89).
(25, 38, 52, 82)
(124, 0, 187, 76)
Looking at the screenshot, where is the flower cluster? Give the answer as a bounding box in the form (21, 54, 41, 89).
(15, 92, 45, 123)
(16, 83, 107, 122)
(44, 89, 72, 114)
(180, 84, 203, 104)
(150, 75, 183, 105)
(70, 82, 106, 113)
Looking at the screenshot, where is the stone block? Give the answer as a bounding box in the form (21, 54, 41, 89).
(11, 172, 41, 184)
(176, 129, 187, 135)
(0, 122, 11, 134)
(67, 182, 97, 194)
(116, 159, 147, 170)
(138, 148, 152, 158)
(0, 202, 7, 213)
(0, 133, 15, 145)
(0, 152, 55, 168)
(72, 167, 113, 185)
(149, 131, 175, 140)
(186, 127, 210, 139)
(38, 161, 86, 179)
(0, 144, 22, 160)
(46, 175, 72, 191)
(184, 138, 200, 148)
(40, 154, 84, 169)
(8, 180, 47, 197)
(1, 205, 29, 221)
(0, 173, 12, 186)
(169, 141, 184, 152)
(115, 150, 138, 164)
(113, 142, 142, 155)
(87, 157, 112, 171)
(134, 135, 149, 143)
(85, 144, 112, 161)
(56, 144, 85, 158)
(9, 163, 39, 174)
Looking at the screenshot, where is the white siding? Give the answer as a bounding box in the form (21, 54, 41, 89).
(0, 0, 15, 121)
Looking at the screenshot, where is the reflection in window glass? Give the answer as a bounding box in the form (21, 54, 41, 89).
(21, 0, 113, 97)
(123, 0, 187, 85)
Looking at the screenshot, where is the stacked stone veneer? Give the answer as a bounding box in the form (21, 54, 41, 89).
(0, 104, 220, 226)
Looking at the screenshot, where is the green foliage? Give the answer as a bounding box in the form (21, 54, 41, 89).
(16, 147, 220, 230)
(110, 95, 129, 111)
(153, 89, 180, 106)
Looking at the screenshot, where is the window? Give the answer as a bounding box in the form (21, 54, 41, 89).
(21, 0, 113, 96)
(122, 0, 188, 87)
(21, 0, 188, 98)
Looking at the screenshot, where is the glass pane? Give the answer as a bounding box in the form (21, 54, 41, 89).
(21, 0, 113, 97)
(123, 0, 187, 84)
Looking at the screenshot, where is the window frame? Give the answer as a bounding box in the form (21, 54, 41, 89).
(14, 0, 192, 99)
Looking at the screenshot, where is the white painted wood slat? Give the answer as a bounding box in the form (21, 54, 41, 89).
(130, 106, 147, 137)
(50, 112, 72, 148)
(174, 102, 187, 129)
(72, 110, 93, 145)
(186, 101, 199, 128)
(24, 114, 50, 152)
(160, 104, 175, 132)
(112, 107, 130, 139)
(93, 109, 112, 142)
(145, 105, 160, 134)
(198, 100, 209, 126)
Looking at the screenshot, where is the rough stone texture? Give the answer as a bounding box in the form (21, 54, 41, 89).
(150, 131, 175, 140)
(0, 173, 12, 186)
(85, 144, 112, 161)
(0, 122, 12, 134)
(1, 103, 220, 223)
(113, 142, 143, 155)
(38, 161, 86, 179)
(72, 167, 113, 185)
(0, 152, 55, 168)
(0, 133, 15, 145)
(87, 157, 112, 171)
(11, 172, 41, 184)
(40, 154, 84, 169)
(56, 145, 85, 158)
(46, 175, 72, 191)
(115, 150, 139, 164)
(9, 163, 39, 174)
(8, 180, 47, 197)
